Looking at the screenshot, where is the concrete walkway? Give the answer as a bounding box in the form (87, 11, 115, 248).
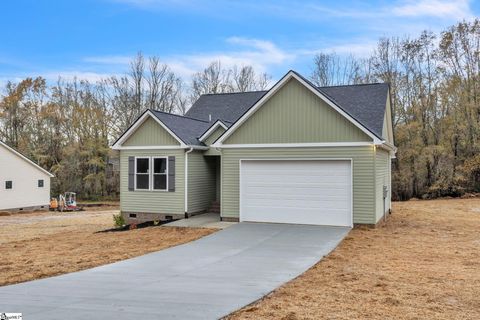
(162, 212, 236, 229)
(0, 223, 350, 319)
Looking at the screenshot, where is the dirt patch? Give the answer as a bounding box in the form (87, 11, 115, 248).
(227, 198, 480, 320)
(0, 209, 216, 287)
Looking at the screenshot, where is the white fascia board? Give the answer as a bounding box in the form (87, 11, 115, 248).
(113, 145, 209, 150)
(112, 146, 186, 150)
(0, 141, 54, 177)
(198, 120, 228, 143)
(111, 110, 187, 149)
(217, 142, 373, 149)
(212, 71, 381, 148)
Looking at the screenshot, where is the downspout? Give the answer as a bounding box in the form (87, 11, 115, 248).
(184, 147, 194, 217)
(215, 147, 222, 220)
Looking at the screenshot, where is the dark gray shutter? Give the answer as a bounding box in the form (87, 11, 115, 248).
(128, 156, 135, 191)
(168, 156, 175, 192)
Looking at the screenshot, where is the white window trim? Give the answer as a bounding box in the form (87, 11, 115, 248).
(134, 157, 151, 191)
(134, 156, 169, 192)
(152, 156, 169, 192)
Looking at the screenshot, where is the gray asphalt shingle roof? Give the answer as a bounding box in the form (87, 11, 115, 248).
(318, 84, 388, 139)
(185, 91, 267, 124)
(129, 72, 389, 146)
(150, 110, 212, 146)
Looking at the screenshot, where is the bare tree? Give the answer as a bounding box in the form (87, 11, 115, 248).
(310, 53, 363, 87)
(130, 52, 145, 111)
(190, 61, 272, 102)
(232, 65, 271, 92)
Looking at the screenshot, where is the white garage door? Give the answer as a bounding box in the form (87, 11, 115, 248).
(240, 160, 352, 227)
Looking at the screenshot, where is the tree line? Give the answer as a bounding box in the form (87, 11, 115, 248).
(0, 19, 479, 200)
(0, 56, 269, 199)
(309, 20, 480, 200)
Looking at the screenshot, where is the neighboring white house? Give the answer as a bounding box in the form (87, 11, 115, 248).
(0, 141, 54, 211)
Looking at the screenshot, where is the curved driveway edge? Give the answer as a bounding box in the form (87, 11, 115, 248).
(0, 223, 350, 319)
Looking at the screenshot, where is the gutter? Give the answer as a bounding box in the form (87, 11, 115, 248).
(184, 147, 194, 216)
(376, 141, 397, 153)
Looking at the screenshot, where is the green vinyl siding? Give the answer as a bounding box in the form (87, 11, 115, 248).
(123, 117, 180, 146)
(224, 78, 371, 144)
(205, 126, 226, 145)
(187, 151, 216, 213)
(382, 93, 394, 144)
(375, 148, 391, 222)
(203, 126, 226, 156)
(120, 149, 185, 214)
(221, 146, 376, 224)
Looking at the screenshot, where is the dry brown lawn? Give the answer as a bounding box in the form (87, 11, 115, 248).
(0, 208, 216, 287)
(228, 198, 480, 320)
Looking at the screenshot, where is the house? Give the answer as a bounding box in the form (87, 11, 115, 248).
(0, 141, 54, 212)
(112, 70, 396, 227)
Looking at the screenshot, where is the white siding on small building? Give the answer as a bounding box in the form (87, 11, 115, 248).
(0, 144, 52, 211)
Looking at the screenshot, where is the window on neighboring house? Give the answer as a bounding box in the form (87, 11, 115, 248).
(38, 179, 44, 188)
(135, 157, 150, 190)
(5, 181, 12, 189)
(153, 157, 168, 190)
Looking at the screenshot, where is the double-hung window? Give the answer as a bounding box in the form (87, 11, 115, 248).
(153, 157, 168, 191)
(135, 157, 168, 191)
(135, 157, 150, 190)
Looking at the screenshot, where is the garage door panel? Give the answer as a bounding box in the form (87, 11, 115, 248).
(245, 193, 351, 202)
(246, 181, 346, 197)
(240, 160, 352, 227)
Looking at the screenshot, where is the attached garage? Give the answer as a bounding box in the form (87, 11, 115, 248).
(240, 160, 352, 227)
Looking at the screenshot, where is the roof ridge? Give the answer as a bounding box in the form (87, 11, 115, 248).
(150, 109, 210, 123)
(200, 90, 268, 96)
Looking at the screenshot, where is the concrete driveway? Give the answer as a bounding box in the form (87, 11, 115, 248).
(0, 223, 349, 319)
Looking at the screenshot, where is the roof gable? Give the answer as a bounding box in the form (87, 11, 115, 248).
(214, 71, 384, 146)
(112, 110, 187, 149)
(111, 70, 392, 150)
(204, 125, 227, 146)
(123, 116, 180, 146)
(222, 77, 371, 145)
(198, 120, 228, 143)
(0, 141, 54, 177)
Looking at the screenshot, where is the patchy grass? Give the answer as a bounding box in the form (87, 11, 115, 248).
(0, 209, 216, 287)
(228, 198, 480, 320)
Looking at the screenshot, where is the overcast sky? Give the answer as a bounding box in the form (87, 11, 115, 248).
(0, 0, 478, 84)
